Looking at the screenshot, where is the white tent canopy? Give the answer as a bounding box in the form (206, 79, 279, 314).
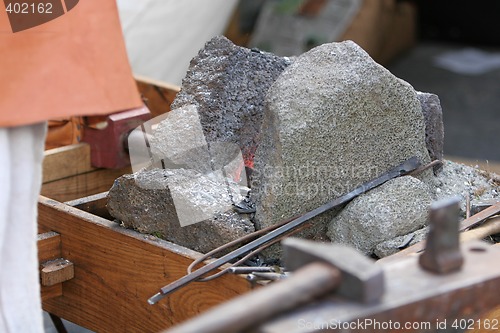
(117, 0, 237, 86)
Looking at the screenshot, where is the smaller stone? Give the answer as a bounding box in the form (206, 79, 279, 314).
(374, 226, 429, 258)
(107, 168, 254, 254)
(144, 104, 248, 187)
(419, 197, 463, 274)
(171, 36, 291, 165)
(417, 92, 444, 171)
(433, 160, 500, 214)
(327, 176, 432, 255)
(148, 104, 209, 169)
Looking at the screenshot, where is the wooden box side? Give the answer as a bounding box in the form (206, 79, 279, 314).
(38, 196, 251, 332)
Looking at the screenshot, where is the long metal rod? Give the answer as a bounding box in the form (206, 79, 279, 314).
(148, 156, 420, 305)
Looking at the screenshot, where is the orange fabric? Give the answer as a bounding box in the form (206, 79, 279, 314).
(0, 0, 142, 127)
(45, 116, 83, 149)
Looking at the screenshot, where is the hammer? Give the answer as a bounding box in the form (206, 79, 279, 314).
(164, 238, 384, 333)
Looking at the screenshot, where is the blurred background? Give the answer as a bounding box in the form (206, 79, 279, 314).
(115, 0, 500, 172)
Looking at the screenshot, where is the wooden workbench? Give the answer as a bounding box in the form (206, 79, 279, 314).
(38, 78, 251, 332)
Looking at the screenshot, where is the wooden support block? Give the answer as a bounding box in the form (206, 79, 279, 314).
(38, 231, 61, 263)
(38, 195, 250, 332)
(38, 231, 74, 299)
(41, 284, 62, 302)
(447, 155, 500, 175)
(41, 258, 75, 287)
(43, 143, 95, 183)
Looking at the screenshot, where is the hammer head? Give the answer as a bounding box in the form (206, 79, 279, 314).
(282, 238, 384, 303)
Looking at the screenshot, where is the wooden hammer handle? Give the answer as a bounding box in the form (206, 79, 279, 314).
(460, 216, 500, 243)
(164, 262, 341, 333)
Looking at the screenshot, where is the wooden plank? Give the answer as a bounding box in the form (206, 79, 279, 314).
(447, 155, 500, 175)
(42, 284, 62, 301)
(40, 167, 130, 202)
(65, 192, 110, 219)
(38, 231, 61, 262)
(38, 196, 250, 333)
(38, 231, 64, 300)
(134, 74, 180, 118)
(43, 143, 95, 183)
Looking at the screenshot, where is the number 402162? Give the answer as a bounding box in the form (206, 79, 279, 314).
(452, 318, 499, 330)
(5, 2, 53, 14)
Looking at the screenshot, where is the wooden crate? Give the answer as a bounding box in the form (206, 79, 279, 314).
(38, 78, 251, 332)
(39, 143, 251, 332)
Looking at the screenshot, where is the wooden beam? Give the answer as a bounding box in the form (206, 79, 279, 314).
(42, 284, 62, 302)
(38, 196, 250, 332)
(43, 143, 95, 183)
(135, 75, 180, 92)
(134, 74, 180, 118)
(41, 167, 130, 202)
(42, 135, 131, 202)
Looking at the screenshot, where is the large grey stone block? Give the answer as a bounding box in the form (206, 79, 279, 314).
(251, 41, 431, 253)
(327, 176, 432, 255)
(107, 169, 254, 254)
(171, 36, 291, 166)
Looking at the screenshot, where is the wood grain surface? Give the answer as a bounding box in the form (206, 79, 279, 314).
(41, 167, 130, 202)
(38, 196, 251, 332)
(135, 75, 180, 118)
(42, 143, 95, 183)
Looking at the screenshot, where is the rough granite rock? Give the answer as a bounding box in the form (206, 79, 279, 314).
(171, 36, 291, 166)
(374, 160, 500, 258)
(148, 104, 209, 169)
(417, 92, 444, 169)
(146, 104, 248, 186)
(374, 226, 429, 258)
(433, 160, 500, 213)
(107, 169, 254, 254)
(327, 176, 432, 255)
(251, 40, 431, 255)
